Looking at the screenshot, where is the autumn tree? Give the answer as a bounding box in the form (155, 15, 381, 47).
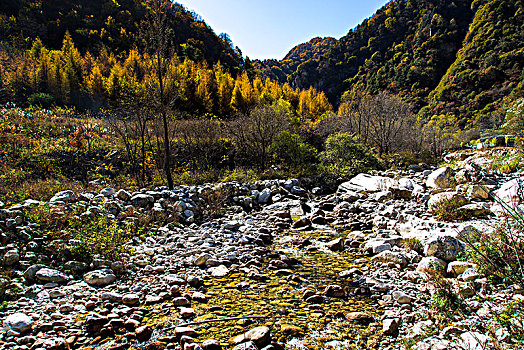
(228, 104, 289, 169)
(141, 0, 178, 189)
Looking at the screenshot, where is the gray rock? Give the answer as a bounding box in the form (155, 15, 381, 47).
(23, 264, 47, 283)
(3, 249, 20, 266)
(35, 268, 69, 284)
(257, 188, 272, 204)
(424, 236, 464, 262)
(130, 194, 155, 207)
(447, 262, 476, 277)
(426, 167, 454, 189)
(341, 174, 398, 193)
(83, 269, 117, 287)
(208, 265, 229, 277)
(122, 293, 140, 305)
(100, 188, 115, 197)
(459, 268, 480, 282)
(371, 251, 408, 267)
(50, 190, 77, 203)
(116, 189, 132, 201)
(232, 342, 257, 350)
(4, 313, 33, 333)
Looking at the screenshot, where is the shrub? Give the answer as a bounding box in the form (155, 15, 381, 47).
(269, 131, 317, 168)
(432, 195, 470, 222)
(491, 152, 523, 174)
(321, 132, 383, 178)
(68, 215, 131, 262)
(220, 168, 259, 183)
(27, 93, 55, 108)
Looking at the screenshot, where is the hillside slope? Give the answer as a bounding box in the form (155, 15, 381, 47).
(256, 0, 523, 127)
(0, 0, 243, 72)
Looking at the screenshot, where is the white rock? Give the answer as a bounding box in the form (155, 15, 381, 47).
(4, 313, 33, 333)
(83, 269, 116, 287)
(208, 265, 229, 277)
(426, 167, 454, 189)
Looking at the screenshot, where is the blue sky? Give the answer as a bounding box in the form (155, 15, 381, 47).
(175, 0, 390, 60)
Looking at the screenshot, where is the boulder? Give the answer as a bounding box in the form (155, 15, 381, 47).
(257, 188, 272, 204)
(426, 167, 454, 189)
(208, 265, 229, 277)
(371, 251, 408, 267)
(50, 190, 77, 203)
(244, 326, 271, 348)
(467, 185, 490, 200)
(130, 194, 155, 207)
(424, 236, 464, 262)
(447, 262, 477, 277)
(3, 249, 20, 266)
(23, 264, 47, 283)
(340, 174, 398, 193)
(4, 313, 33, 333)
(35, 268, 69, 284)
(83, 269, 117, 287)
(116, 189, 132, 201)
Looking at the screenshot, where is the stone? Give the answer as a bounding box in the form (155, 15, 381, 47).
(447, 262, 476, 277)
(100, 188, 115, 197)
(35, 268, 69, 284)
(193, 254, 210, 267)
(84, 313, 109, 336)
(4, 313, 33, 333)
(392, 291, 412, 304)
(257, 188, 272, 204)
(292, 217, 311, 229)
(383, 318, 400, 336)
(426, 167, 454, 189)
(323, 285, 346, 298)
(341, 174, 398, 193)
(244, 326, 271, 348)
(122, 293, 140, 305)
(459, 331, 493, 350)
(371, 251, 408, 268)
(202, 339, 222, 350)
(131, 194, 155, 207)
(459, 268, 480, 282)
(209, 265, 229, 277)
(3, 249, 20, 266)
(424, 236, 464, 262)
(192, 292, 207, 302)
(175, 327, 199, 338)
(417, 257, 447, 275)
(50, 190, 77, 203)
(136, 325, 153, 342)
(467, 185, 490, 200)
(23, 264, 46, 283)
(83, 269, 117, 287)
(325, 237, 344, 252)
(458, 203, 491, 217)
(232, 342, 257, 350)
(173, 297, 191, 307)
(345, 312, 374, 324)
(116, 189, 132, 201)
(494, 179, 523, 205)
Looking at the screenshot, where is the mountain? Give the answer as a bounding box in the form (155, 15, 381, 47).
(256, 0, 524, 128)
(0, 0, 243, 72)
(253, 37, 336, 83)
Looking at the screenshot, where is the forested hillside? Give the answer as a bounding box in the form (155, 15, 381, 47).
(0, 0, 243, 71)
(0, 0, 332, 118)
(256, 0, 524, 128)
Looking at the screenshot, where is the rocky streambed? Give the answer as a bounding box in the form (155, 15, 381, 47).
(1, 148, 524, 350)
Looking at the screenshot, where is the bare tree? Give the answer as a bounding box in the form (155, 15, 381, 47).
(359, 92, 413, 155)
(228, 104, 289, 170)
(141, 0, 178, 189)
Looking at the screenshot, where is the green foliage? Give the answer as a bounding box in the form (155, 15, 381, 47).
(503, 98, 524, 139)
(492, 302, 524, 343)
(220, 168, 260, 184)
(269, 131, 317, 168)
(462, 212, 524, 285)
(321, 132, 383, 178)
(491, 151, 524, 174)
(68, 215, 131, 262)
(27, 93, 55, 108)
(432, 195, 470, 222)
(400, 237, 424, 255)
